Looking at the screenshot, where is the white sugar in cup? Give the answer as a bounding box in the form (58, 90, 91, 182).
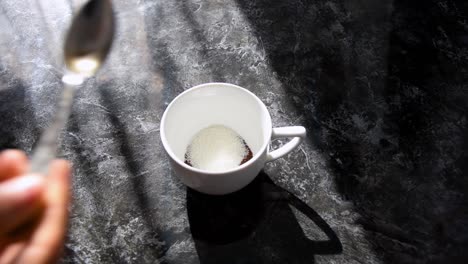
(186, 125, 249, 172)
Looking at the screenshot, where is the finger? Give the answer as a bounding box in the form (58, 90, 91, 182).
(0, 175, 45, 236)
(0, 242, 26, 264)
(0, 150, 28, 181)
(14, 160, 70, 264)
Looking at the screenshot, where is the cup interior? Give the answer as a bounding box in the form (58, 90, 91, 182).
(161, 83, 271, 168)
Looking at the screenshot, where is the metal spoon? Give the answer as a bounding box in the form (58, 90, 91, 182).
(29, 0, 115, 175)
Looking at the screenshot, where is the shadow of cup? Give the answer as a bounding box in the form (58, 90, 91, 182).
(187, 172, 342, 263)
(187, 173, 265, 244)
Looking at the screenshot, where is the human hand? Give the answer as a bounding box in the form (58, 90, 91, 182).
(0, 150, 70, 264)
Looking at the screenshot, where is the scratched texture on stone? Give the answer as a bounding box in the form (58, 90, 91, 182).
(0, 0, 467, 263)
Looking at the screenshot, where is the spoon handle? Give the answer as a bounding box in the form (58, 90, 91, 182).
(29, 83, 76, 175)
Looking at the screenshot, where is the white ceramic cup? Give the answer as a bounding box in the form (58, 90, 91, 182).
(160, 83, 306, 195)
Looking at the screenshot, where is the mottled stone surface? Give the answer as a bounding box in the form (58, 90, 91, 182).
(0, 0, 467, 263)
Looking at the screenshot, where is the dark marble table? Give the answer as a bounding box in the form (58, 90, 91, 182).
(1, 0, 467, 263)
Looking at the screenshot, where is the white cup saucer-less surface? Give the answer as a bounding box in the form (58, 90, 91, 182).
(160, 83, 306, 195)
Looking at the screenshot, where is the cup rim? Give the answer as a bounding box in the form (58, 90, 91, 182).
(160, 82, 272, 175)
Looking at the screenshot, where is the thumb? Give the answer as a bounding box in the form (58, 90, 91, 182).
(0, 175, 45, 235)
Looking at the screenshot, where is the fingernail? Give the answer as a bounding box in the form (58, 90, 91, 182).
(7, 175, 44, 202)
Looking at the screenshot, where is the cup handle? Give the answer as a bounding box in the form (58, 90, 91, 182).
(266, 126, 306, 162)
